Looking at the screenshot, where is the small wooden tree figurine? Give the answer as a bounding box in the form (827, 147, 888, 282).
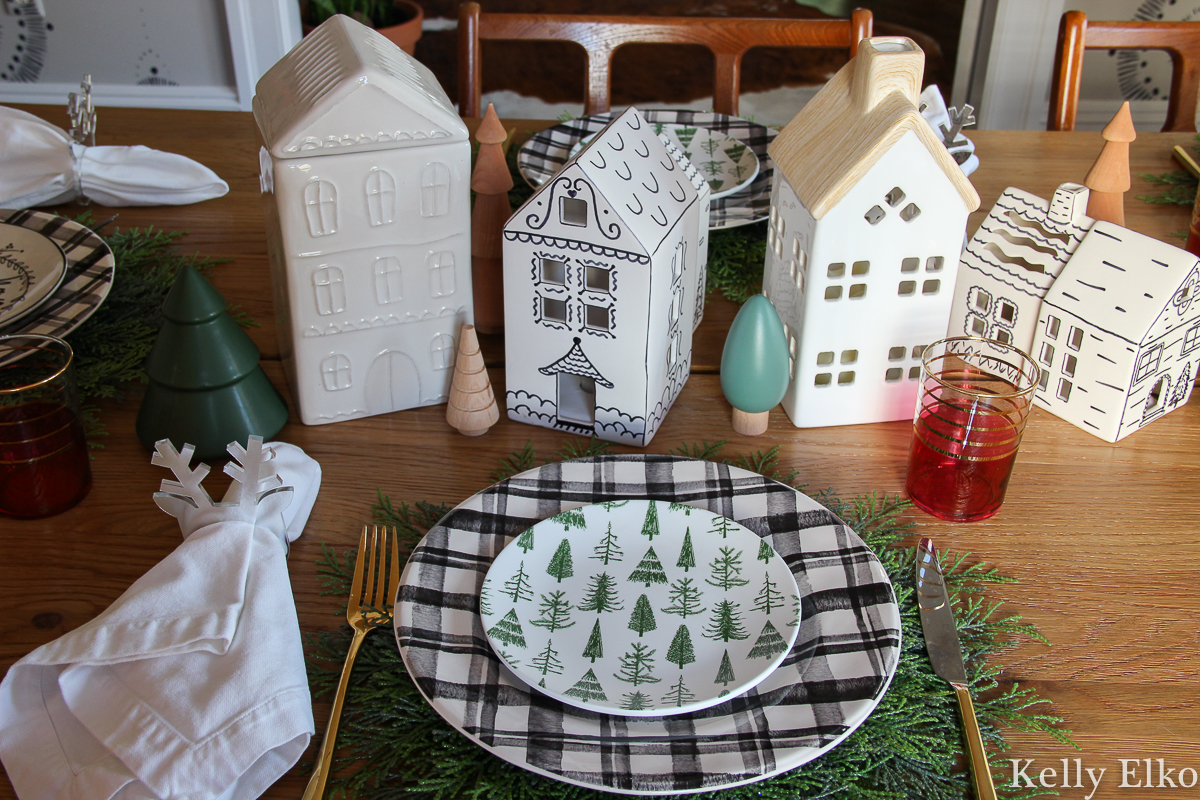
(445, 323, 499, 436)
(720, 294, 790, 435)
(471, 103, 513, 334)
(1084, 101, 1136, 225)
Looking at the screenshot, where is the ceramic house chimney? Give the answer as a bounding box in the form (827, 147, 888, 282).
(851, 37, 923, 113)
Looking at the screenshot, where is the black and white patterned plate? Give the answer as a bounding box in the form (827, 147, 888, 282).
(395, 455, 901, 795)
(517, 111, 777, 230)
(0, 210, 115, 340)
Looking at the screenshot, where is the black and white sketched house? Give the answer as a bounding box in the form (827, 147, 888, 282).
(1029, 221, 1199, 442)
(502, 108, 706, 445)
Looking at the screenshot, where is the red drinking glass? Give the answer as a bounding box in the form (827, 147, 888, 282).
(0, 335, 92, 519)
(905, 337, 1040, 523)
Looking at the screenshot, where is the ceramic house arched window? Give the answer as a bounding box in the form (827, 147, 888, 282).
(312, 266, 346, 315)
(304, 179, 338, 236)
(428, 250, 456, 297)
(320, 353, 352, 391)
(374, 256, 402, 304)
(365, 168, 396, 226)
(421, 163, 451, 217)
(430, 333, 454, 370)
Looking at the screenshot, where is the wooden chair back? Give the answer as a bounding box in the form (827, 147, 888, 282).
(1048, 9, 1200, 132)
(457, 2, 872, 118)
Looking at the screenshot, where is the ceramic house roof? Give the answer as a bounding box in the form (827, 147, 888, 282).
(768, 37, 978, 220)
(1044, 221, 1200, 346)
(253, 14, 467, 159)
(567, 108, 701, 255)
(539, 337, 614, 387)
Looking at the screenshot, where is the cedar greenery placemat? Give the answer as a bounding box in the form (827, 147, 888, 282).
(305, 440, 1073, 800)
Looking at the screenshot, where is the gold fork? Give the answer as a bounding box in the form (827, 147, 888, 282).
(302, 525, 400, 800)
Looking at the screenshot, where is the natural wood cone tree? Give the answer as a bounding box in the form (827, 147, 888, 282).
(471, 103, 513, 335)
(1084, 101, 1136, 226)
(446, 324, 499, 436)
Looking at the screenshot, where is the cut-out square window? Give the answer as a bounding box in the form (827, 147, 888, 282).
(561, 197, 588, 226)
(840, 350, 858, 364)
(975, 290, 992, 312)
(1046, 316, 1061, 339)
(1057, 378, 1072, 402)
(922, 279, 940, 295)
(815, 372, 832, 386)
(885, 187, 906, 206)
(585, 303, 610, 330)
(825, 285, 843, 300)
(996, 329, 1012, 344)
(901, 257, 919, 273)
(1146, 376, 1166, 411)
(585, 266, 611, 292)
(827, 262, 845, 278)
(888, 346, 905, 360)
(912, 345, 925, 359)
(1068, 326, 1084, 350)
(865, 205, 885, 225)
(898, 280, 916, 295)
(789, 356, 795, 379)
(852, 261, 870, 276)
(541, 258, 567, 285)
(909, 366, 922, 379)
(1063, 354, 1077, 377)
(885, 367, 904, 381)
(1039, 370, 1050, 390)
(838, 371, 855, 385)
(926, 256, 944, 272)
(970, 316, 987, 336)
(817, 351, 835, 366)
(849, 283, 867, 298)
(999, 301, 1016, 323)
(542, 296, 568, 322)
(900, 203, 921, 221)
(1039, 342, 1055, 366)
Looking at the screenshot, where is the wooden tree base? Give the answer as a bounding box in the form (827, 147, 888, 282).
(731, 408, 769, 435)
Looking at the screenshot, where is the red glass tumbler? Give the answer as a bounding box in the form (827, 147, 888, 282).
(904, 337, 1040, 523)
(0, 335, 92, 519)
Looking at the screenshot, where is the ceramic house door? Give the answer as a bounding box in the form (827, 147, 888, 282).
(557, 373, 596, 426)
(365, 351, 421, 414)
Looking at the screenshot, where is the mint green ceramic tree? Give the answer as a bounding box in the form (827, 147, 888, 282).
(719, 294, 789, 435)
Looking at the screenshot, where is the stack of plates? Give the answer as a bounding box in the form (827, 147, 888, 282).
(395, 455, 901, 795)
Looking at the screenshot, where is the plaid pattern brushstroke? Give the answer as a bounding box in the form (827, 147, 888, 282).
(0, 209, 115, 340)
(395, 455, 901, 795)
(516, 112, 777, 231)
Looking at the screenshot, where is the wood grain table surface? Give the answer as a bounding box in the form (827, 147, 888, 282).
(2, 104, 1199, 800)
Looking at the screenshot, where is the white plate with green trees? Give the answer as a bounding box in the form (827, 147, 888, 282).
(479, 498, 800, 717)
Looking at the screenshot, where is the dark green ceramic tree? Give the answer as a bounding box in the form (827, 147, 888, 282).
(136, 265, 287, 460)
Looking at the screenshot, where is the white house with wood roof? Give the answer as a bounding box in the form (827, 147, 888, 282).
(762, 37, 980, 428)
(1029, 221, 1200, 442)
(502, 107, 705, 445)
(254, 14, 472, 425)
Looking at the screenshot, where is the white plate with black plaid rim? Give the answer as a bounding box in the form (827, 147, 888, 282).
(394, 455, 901, 795)
(0, 210, 115, 340)
(516, 111, 777, 230)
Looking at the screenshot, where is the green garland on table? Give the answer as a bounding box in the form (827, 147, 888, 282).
(304, 440, 1074, 800)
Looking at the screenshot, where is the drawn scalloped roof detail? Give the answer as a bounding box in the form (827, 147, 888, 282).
(538, 337, 614, 387)
(253, 14, 467, 159)
(567, 108, 700, 256)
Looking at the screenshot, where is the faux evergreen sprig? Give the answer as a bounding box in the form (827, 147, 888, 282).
(304, 442, 1072, 800)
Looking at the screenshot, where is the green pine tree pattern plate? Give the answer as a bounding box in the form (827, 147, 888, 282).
(480, 499, 800, 716)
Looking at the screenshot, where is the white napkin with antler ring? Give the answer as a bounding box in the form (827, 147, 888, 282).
(0, 105, 229, 208)
(0, 436, 320, 800)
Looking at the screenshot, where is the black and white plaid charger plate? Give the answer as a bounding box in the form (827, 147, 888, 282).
(395, 455, 901, 795)
(516, 111, 777, 231)
(0, 209, 115, 340)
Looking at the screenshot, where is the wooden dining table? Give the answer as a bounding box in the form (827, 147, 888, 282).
(2, 103, 1199, 800)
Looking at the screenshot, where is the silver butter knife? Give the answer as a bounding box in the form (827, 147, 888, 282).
(917, 537, 997, 800)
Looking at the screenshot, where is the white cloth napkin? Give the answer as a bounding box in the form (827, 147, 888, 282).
(0, 106, 229, 208)
(0, 437, 320, 800)
(919, 84, 980, 177)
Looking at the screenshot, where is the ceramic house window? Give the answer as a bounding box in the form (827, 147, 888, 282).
(995, 328, 1013, 345)
(584, 302, 611, 331)
(430, 333, 454, 370)
(1057, 378, 1073, 402)
(1134, 345, 1163, 383)
(1046, 316, 1061, 339)
(541, 258, 567, 285)
(320, 353, 352, 391)
(365, 169, 396, 226)
(885, 187, 905, 206)
(542, 296, 568, 323)
(998, 301, 1017, 324)
(1039, 342, 1055, 368)
(1183, 321, 1200, 354)
(427, 251, 456, 297)
(420, 163, 451, 217)
(969, 315, 987, 336)
(901, 257, 920, 273)
(312, 266, 346, 316)
(865, 205, 885, 225)
(1067, 326, 1084, 350)
(373, 256, 403, 304)
(560, 196, 588, 227)
(926, 257, 944, 272)
(585, 265, 611, 293)
(304, 179, 338, 236)
(1063, 353, 1077, 378)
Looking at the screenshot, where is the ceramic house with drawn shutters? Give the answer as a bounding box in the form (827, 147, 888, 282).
(253, 15, 472, 425)
(503, 108, 705, 445)
(1028, 221, 1200, 442)
(762, 37, 980, 428)
(947, 183, 1093, 354)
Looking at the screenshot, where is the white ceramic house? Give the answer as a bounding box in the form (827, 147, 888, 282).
(762, 37, 980, 428)
(254, 15, 472, 425)
(1029, 221, 1200, 442)
(948, 183, 1093, 354)
(502, 108, 706, 445)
